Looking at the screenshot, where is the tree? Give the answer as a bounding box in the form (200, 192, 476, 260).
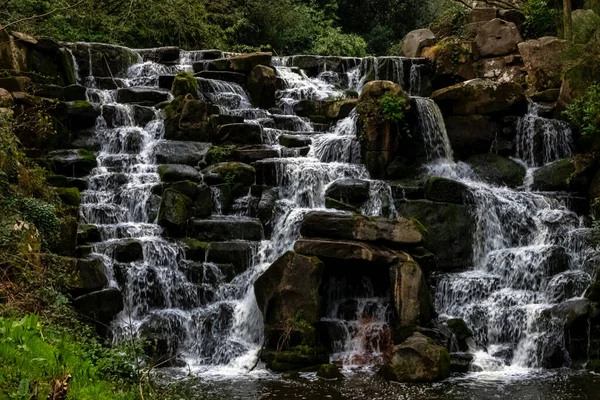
(563, 0, 572, 40)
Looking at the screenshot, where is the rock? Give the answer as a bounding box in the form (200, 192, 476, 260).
(403, 29, 436, 57)
(114, 239, 143, 263)
(294, 238, 401, 264)
(0, 88, 12, 107)
(157, 164, 201, 183)
(466, 153, 526, 188)
(475, 19, 522, 58)
(196, 71, 247, 86)
(254, 251, 323, 325)
(317, 364, 344, 379)
(201, 162, 256, 186)
(63, 100, 102, 130)
(396, 200, 474, 271)
(279, 134, 311, 148)
(116, 87, 170, 106)
(499, 10, 526, 28)
(518, 37, 567, 92)
(325, 179, 370, 208)
(0, 76, 32, 92)
(388, 332, 451, 382)
(69, 43, 139, 78)
(189, 217, 264, 241)
(426, 38, 478, 84)
(72, 256, 109, 294)
(73, 288, 124, 325)
(205, 145, 239, 165)
(424, 177, 470, 204)
(300, 211, 423, 246)
(469, 8, 497, 23)
(445, 115, 500, 159)
(212, 123, 263, 145)
(77, 224, 101, 245)
(138, 312, 184, 364)
(477, 54, 525, 84)
(432, 78, 527, 116)
(158, 189, 192, 237)
(293, 99, 358, 123)
(154, 141, 210, 166)
(447, 318, 474, 352)
(390, 259, 435, 326)
(171, 71, 199, 98)
(247, 65, 277, 109)
(164, 95, 210, 141)
(229, 52, 273, 72)
(206, 241, 257, 273)
(262, 347, 329, 372)
(178, 238, 208, 261)
(47, 149, 97, 178)
(137, 47, 180, 64)
(450, 352, 474, 373)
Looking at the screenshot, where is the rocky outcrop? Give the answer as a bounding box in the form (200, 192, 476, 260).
(432, 78, 527, 116)
(403, 29, 436, 57)
(518, 37, 567, 92)
(390, 259, 434, 326)
(387, 332, 451, 382)
(475, 19, 522, 58)
(164, 95, 211, 141)
(247, 65, 277, 109)
(293, 99, 357, 123)
(466, 153, 526, 188)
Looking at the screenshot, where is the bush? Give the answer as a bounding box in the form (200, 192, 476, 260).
(428, 2, 470, 40)
(380, 93, 408, 123)
(311, 27, 367, 57)
(562, 10, 600, 96)
(565, 83, 600, 136)
(521, 0, 559, 39)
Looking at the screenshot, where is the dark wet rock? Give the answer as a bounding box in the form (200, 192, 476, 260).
(396, 200, 474, 272)
(196, 71, 247, 86)
(157, 164, 201, 183)
(300, 211, 423, 246)
(255, 250, 324, 325)
(390, 258, 435, 326)
(229, 52, 273, 72)
(201, 162, 256, 186)
(154, 141, 210, 166)
(445, 115, 500, 159)
(190, 217, 264, 241)
(139, 312, 185, 365)
(447, 318, 474, 352)
(77, 224, 101, 245)
(171, 71, 199, 98)
(117, 87, 170, 106)
(247, 65, 277, 109)
(450, 352, 474, 373)
(164, 95, 211, 142)
(73, 288, 124, 325)
(212, 123, 263, 145)
(293, 99, 358, 123)
(423, 177, 471, 204)
(177, 238, 208, 262)
(257, 187, 279, 237)
(158, 189, 192, 237)
(137, 47, 180, 64)
(294, 238, 401, 264)
(114, 239, 144, 263)
(206, 241, 257, 273)
(387, 332, 451, 382)
(72, 256, 109, 295)
(324, 178, 370, 208)
(317, 364, 344, 379)
(56, 187, 81, 206)
(466, 153, 526, 188)
(69, 43, 139, 78)
(47, 149, 97, 178)
(279, 134, 311, 148)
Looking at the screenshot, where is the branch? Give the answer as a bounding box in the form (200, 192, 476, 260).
(0, 0, 85, 31)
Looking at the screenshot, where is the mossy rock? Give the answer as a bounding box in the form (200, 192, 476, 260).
(178, 238, 208, 261)
(201, 162, 256, 186)
(158, 189, 192, 238)
(466, 153, 525, 188)
(171, 71, 199, 98)
(263, 345, 329, 372)
(114, 239, 144, 263)
(205, 145, 239, 165)
(56, 187, 81, 207)
(316, 364, 344, 379)
(157, 164, 201, 183)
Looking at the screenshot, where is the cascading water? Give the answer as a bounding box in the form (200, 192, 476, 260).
(418, 98, 597, 372)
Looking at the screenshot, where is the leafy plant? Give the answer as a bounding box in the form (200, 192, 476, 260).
(565, 83, 600, 136)
(380, 93, 408, 123)
(521, 0, 559, 39)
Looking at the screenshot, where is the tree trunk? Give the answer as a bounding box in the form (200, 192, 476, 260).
(563, 0, 573, 41)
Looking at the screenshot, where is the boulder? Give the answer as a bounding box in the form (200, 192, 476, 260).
(0, 88, 12, 107)
(424, 177, 471, 204)
(212, 123, 263, 145)
(447, 318, 474, 352)
(69, 43, 139, 78)
(531, 155, 599, 194)
(254, 251, 324, 325)
(247, 65, 277, 109)
(154, 141, 210, 166)
(229, 52, 272, 72)
(0, 76, 32, 92)
(177, 238, 208, 261)
(466, 153, 526, 188)
(63, 100, 102, 130)
(201, 162, 256, 186)
(425, 38, 478, 84)
(300, 211, 423, 245)
(116, 87, 170, 106)
(279, 135, 311, 148)
(157, 164, 201, 183)
(475, 19, 522, 58)
(477, 54, 525, 84)
(158, 189, 192, 237)
(445, 115, 499, 159)
(164, 95, 210, 141)
(77, 224, 101, 245)
(73, 288, 124, 325)
(71, 256, 109, 294)
(137, 47, 180, 64)
(390, 259, 435, 326)
(432, 78, 527, 116)
(293, 99, 358, 123)
(206, 241, 257, 273)
(171, 71, 199, 98)
(403, 29, 436, 57)
(47, 149, 97, 178)
(518, 37, 567, 92)
(189, 217, 264, 241)
(294, 238, 401, 264)
(56, 187, 81, 207)
(114, 239, 143, 263)
(317, 364, 344, 379)
(388, 332, 451, 382)
(450, 352, 474, 373)
(324, 179, 370, 209)
(396, 200, 474, 272)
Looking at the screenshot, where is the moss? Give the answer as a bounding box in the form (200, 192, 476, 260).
(171, 71, 199, 98)
(77, 148, 97, 162)
(178, 238, 208, 261)
(55, 187, 81, 207)
(205, 145, 238, 165)
(316, 364, 343, 379)
(410, 217, 428, 236)
(439, 347, 451, 378)
(71, 100, 94, 109)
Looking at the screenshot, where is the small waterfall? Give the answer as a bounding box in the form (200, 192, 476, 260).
(409, 60, 422, 96)
(414, 97, 454, 162)
(516, 102, 573, 167)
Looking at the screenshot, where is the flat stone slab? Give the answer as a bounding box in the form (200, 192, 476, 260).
(294, 238, 404, 264)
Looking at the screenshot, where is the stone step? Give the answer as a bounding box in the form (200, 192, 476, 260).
(102, 104, 156, 128)
(206, 241, 260, 273)
(189, 217, 264, 241)
(116, 87, 170, 106)
(154, 141, 211, 166)
(195, 71, 246, 87)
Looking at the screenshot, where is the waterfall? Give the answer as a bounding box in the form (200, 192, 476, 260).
(415, 98, 596, 371)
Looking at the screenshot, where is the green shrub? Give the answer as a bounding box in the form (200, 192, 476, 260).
(521, 0, 559, 39)
(380, 93, 408, 123)
(428, 2, 470, 39)
(565, 83, 600, 136)
(311, 27, 367, 57)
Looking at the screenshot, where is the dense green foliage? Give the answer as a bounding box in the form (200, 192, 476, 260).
(380, 93, 408, 123)
(521, 0, 559, 39)
(565, 83, 600, 136)
(0, 0, 443, 56)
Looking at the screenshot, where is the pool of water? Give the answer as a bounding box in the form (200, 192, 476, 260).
(156, 367, 600, 400)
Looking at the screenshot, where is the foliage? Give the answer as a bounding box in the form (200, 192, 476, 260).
(521, 0, 559, 39)
(562, 9, 600, 96)
(428, 1, 470, 39)
(311, 27, 367, 57)
(380, 93, 408, 123)
(565, 83, 600, 136)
